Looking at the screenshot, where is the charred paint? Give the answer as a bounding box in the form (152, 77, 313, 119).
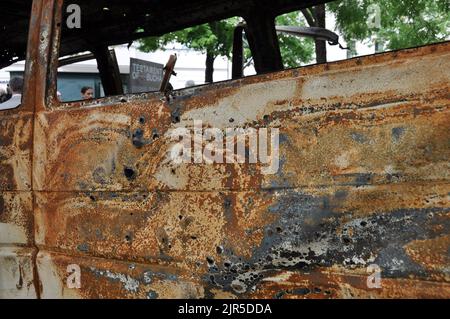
(1, 19, 449, 299)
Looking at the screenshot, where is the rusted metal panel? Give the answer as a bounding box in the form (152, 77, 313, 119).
(0, 115, 33, 191)
(35, 184, 449, 294)
(0, 247, 38, 299)
(36, 252, 450, 299)
(37, 251, 206, 299)
(251, 270, 450, 299)
(0, 0, 45, 300)
(34, 43, 450, 192)
(30, 42, 450, 299)
(0, 192, 33, 245)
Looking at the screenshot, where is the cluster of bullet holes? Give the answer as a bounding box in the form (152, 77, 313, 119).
(124, 232, 133, 243)
(131, 115, 160, 148)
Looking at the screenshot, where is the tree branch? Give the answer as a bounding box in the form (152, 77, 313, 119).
(301, 8, 317, 27)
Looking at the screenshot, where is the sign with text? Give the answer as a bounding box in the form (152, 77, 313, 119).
(129, 58, 163, 93)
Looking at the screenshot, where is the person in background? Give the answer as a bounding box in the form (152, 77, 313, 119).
(81, 86, 94, 100)
(0, 77, 23, 110)
(0, 87, 7, 103)
(185, 80, 195, 88)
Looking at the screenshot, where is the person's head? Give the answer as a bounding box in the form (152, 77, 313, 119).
(81, 86, 94, 100)
(185, 80, 195, 88)
(9, 77, 24, 95)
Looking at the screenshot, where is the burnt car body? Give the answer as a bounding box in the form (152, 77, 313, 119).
(0, 0, 449, 298)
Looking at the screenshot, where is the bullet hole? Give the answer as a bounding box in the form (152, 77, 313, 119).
(216, 246, 223, 254)
(124, 167, 136, 180)
(206, 256, 215, 266)
(120, 98, 127, 103)
(190, 236, 197, 240)
(89, 195, 96, 201)
(125, 233, 133, 243)
(263, 115, 270, 121)
(130, 213, 134, 216)
(324, 290, 331, 295)
(171, 169, 176, 175)
(360, 221, 367, 227)
(224, 261, 231, 268)
(139, 116, 146, 124)
(178, 215, 183, 220)
(276, 227, 283, 233)
(229, 118, 235, 123)
(152, 130, 160, 140)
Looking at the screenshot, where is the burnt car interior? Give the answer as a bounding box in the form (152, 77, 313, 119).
(3, 0, 335, 106)
(0, 0, 447, 105)
(54, 0, 331, 103)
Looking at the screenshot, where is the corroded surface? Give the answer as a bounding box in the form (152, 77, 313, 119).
(0, 247, 37, 299)
(1, 39, 450, 298)
(0, 115, 33, 191)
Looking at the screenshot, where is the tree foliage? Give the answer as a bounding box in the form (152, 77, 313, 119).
(327, 0, 450, 50)
(139, 20, 237, 59)
(139, 0, 450, 81)
(275, 12, 316, 68)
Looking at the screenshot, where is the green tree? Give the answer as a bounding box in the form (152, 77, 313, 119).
(139, 1, 449, 82)
(139, 19, 237, 83)
(275, 12, 316, 68)
(327, 0, 450, 52)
